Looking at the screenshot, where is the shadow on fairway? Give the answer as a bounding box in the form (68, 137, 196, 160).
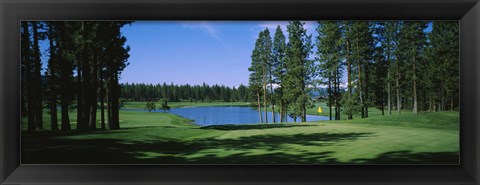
(201, 124, 319, 131)
(21, 130, 458, 164)
(350, 150, 459, 164)
(22, 131, 369, 164)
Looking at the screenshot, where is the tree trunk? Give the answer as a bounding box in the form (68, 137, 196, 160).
(381, 83, 385, 116)
(270, 82, 275, 123)
(76, 64, 84, 130)
(346, 38, 353, 119)
(333, 69, 337, 120)
(412, 57, 418, 115)
(301, 107, 306, 122)
(442, 91, 446, 111)
(100, 75, 106, 129)
(22, 22, 36, 131)
(58, 23, 71, 131)
(48, 23, 58, 130)
(301, 62, 306, 123)
(263, 71, 268, 124)
(80, 21, 92, 130)
(32, 22, 43, 130)
(61, 98, 71, 131)
(450, 96, 454, 111)
(396, 60, 401, 115)
(428, 96, 435, 112)
(107, 73, 112, 129)
(336, 67, 341, 120)
(107, 90, 112, 129)
(110, 72, 120, 129)
(60, 59, 71, 131)
(328, 76, 332, 120)
(387, 48, 392, 115)
(387, 80, 391, 115)
(359, 60, 364, 118)
(89, 50, 98, 129)
(365, 63, 369, 118)
(257, 89, 263, 123)
(279, 89, 284, 123)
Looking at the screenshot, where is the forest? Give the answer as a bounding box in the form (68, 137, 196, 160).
(247, 21, 458, 123)
(116, 21, 459, 124)
(21, 21, 131, 131)
(120, 83, 251, 102)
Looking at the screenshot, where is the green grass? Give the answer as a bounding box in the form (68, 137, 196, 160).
(21, 105, 459, 164)
(305, 101, 386, 118)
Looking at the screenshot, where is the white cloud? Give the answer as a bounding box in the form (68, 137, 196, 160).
(179, 21, 227, 48)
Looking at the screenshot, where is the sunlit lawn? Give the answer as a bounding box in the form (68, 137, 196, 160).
(21, 102, 459, 164)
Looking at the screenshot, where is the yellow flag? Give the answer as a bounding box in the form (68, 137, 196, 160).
(317, 107, 323, 113)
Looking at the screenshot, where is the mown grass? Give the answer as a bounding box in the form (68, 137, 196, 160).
(21, 103, 459, 164)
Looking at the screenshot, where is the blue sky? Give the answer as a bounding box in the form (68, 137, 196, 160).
(119, 21, 317, 87)
(38, 21, 433, 88)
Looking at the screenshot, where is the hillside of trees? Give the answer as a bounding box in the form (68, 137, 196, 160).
(21, 21, 131, 131)
(248, 21, 459, 123)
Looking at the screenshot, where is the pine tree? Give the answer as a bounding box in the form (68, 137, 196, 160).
(284, 21, 315, 122)
(398, 21, 427, 114)
(249, 31, 264, 123)
(376, 21, 400, 115)
(348, 21, 375, 118)
(105, 22, 131, 129)
(32, 21, 44, 129)
(46, 22, 59, 130)
(258, 29, 273, 123)
(272, 26, 287, 122)
(426, 21, 459, 111)
(341, 21, 354, 119)
(57, 22, 76, 131)
(372, 26, 388, 115)
(316, 21, 343, 120)
(21, 22, 36, 131)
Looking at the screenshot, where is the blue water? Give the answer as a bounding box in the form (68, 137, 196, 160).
(124, 106, 329, 126)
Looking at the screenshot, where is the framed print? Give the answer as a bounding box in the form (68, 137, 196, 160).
(1, 0, 479, 184)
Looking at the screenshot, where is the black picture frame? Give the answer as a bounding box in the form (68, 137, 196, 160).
(1, 0, 479, 184)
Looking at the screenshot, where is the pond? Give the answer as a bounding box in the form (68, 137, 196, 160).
(125, 106, 330, 126)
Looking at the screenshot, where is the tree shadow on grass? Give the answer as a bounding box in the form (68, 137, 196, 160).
(200, 124, 319, 131)
(350, 150, 459, 164)
(189, 132, 374, 151)
(22, 131, 371, 164)
(21, 130, 458, 164)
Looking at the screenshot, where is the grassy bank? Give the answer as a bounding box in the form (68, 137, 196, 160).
(22, 107, 459, 164)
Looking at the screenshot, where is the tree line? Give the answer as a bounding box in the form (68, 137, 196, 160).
(21, 21, 131, 131)
(120, 83, 253, 103)
(249, 21, 459, 123)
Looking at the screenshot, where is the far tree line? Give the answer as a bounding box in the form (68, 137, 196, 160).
(249, 21, 459, 123)
(120, 83, 253, 103)
(21, 21, 131, 131)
